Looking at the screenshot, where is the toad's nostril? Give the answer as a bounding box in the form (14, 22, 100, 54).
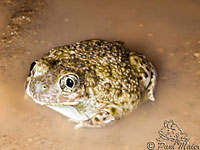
(35, 82, 49, 92)
(42, 85, 49, 90)
(43, 85, 47, 89)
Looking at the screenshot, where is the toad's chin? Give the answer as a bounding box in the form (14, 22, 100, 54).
(47, 105, 93, 121)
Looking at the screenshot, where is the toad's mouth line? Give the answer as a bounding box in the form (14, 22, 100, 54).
(29, 95, 79, 107)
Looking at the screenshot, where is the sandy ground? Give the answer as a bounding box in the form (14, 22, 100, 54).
(0, 0, 200, 149)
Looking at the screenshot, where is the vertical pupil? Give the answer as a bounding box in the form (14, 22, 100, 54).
(66, 78, 74, 88)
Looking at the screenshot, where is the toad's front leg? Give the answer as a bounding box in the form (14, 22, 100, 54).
(75, 104, 123, 129)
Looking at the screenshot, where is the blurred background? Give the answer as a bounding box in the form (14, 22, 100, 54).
(0, 0, 200, 149)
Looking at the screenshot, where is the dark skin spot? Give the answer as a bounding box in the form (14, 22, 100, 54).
(94, 117, 100, 122)
(144, 72, 148, 78)
(111, 107, 116, 113)
(139, 67, 145, 73)
(146, 66, 150, 71)
(142, 60, 147, 65)
(49, 60, 59, 66)
(134, 58, 139, 63)
(151, 71, 154, 77)
(138, 76, 143, 80)
(30, 61, 36, 71)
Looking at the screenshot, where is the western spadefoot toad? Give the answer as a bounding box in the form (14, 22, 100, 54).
(25, 39, 157, 128)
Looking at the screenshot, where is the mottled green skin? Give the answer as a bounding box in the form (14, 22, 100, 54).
(25, 39, 156, 128)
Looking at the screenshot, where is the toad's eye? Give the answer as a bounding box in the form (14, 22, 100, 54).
(58, 74, 80, 92)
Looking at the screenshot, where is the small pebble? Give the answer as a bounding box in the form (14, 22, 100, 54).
(0, 66, 6, 72)
(28, 138, 33, 142)
(161, 76, 168, 80)
(193, 52, 200, 58)
(138, 23, 143, 28)
(64, 18, 70, 22)
(147, 33, 153, 37)
(34, 40, 38, 43)
(169, 53, 175, 57)
(40, 40, 45, 44)
(185, 41, 191, 45)
(156, 48, 164, 53)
